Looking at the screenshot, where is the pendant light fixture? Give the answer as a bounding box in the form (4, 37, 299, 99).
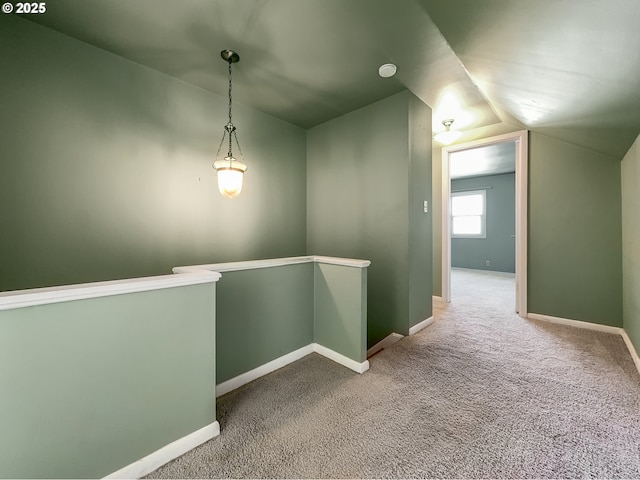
(434, 119, 462, 145)
(213, 49, 247, 198)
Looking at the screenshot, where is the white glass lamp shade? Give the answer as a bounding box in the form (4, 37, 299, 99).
(434, 129, 462, 145)
(213, 157, 247, 199)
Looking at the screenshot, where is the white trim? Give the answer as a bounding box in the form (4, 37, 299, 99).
(216, 345, 314, 397)
(620, 330, 640, 376)
(313, 343, 370, 373)
(367, 332, 404, 358)
(441, 148, 451, 303)
(515, 131, 528, 316)
(104, 421, 220, 479)
(312, 256, 371, 268)
(409, 316, 435, 335)
(216, 343, 369, 397)
(2, 255, 370, 312)
(433, 295, 443, 303)
(0, 272, 221, 311)
(441, 130, 528, 318)
(527, 313, 623, 335)
(174, 256, 370, 274)
(174, 256, 314, 273)
(528, 313, 640, 377)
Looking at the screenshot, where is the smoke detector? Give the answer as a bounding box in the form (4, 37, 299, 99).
(378, 63, 397, 78)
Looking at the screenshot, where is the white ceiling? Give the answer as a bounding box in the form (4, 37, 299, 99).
(19, 0, 640, 159)
(450, 142, 516, 180)
(422, 0, 640, 159)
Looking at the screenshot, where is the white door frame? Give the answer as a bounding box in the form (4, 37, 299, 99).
(441, 130, 528, 317)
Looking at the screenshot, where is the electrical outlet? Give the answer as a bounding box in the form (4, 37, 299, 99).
(485, 260, 491, 267)
(423, 200, 428, 213)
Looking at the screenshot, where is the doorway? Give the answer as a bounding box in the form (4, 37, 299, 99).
(441, 130, 528, 316)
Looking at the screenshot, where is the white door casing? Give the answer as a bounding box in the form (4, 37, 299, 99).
(441, 130, 528, 316)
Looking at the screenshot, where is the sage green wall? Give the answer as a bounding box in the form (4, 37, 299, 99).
(216, 261, 369, 382)
(529, 133, 622, 326)
(0, 16, 306, 292)
(451, 173, 516, 273)
(314, 263, 367, 362)
(408, 96, 433, 328)
(0, 284, 216, 479)
(215, 264, 314, 383)
(621, 134, 640, 354)
(307, 91, 432, 346)
(433, 127, 623, 327)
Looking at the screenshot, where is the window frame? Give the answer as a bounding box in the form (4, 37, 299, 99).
(451, 189, 487, 239)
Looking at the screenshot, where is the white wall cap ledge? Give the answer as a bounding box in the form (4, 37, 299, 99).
(2, 255, 370, 311)
(0, 271, 221, 311)
(173, 255, 371, 274)
(312, 256, 371, 268)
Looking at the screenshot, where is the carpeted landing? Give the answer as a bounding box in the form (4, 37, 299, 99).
(147, 269, 640, 479)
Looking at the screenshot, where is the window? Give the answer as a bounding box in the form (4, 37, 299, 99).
(451, 190, 486, 238)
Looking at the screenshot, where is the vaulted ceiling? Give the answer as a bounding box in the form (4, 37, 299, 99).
(25, 0, 640, 159)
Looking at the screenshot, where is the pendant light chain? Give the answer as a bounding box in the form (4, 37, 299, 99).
(226, 59, 234, 159)
(228, 60, 233, 127)
(228, 58, 245, 162)
(233, 128, 245, 162)
(213, 58, 244, 164)
(214, 125, 226, 160)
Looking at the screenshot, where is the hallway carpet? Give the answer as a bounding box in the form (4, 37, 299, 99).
(147, 269, 640, 478)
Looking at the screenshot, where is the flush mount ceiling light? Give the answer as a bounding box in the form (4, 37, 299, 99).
(378, 63, 397, 78)
(434, 119, 462, 145)
(213, 49, 247, 199)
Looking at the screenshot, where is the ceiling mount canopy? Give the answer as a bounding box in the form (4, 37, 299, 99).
(213, 49, 247, 199)
(434, 118, 462, 145)
(220, 49, 239, 64)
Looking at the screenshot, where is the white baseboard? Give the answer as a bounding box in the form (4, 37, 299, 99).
(527, 312, 623, 335)
(216, 344, 314, 397)
(528, 312, 640, 377)
(367, 332, 404, 358)
(104, 421, 220, 479)
(366, 318, 436, 358)
(216, 343, 368, 397)
(620, 329, 640, 375)
(313, 343, 369, 373)
(432, 296, 443, 303)
(107, 343, 368, 478)
(409, 316, 435, 335)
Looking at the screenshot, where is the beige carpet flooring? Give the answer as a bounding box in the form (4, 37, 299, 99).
(147, 268, 640, 479)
